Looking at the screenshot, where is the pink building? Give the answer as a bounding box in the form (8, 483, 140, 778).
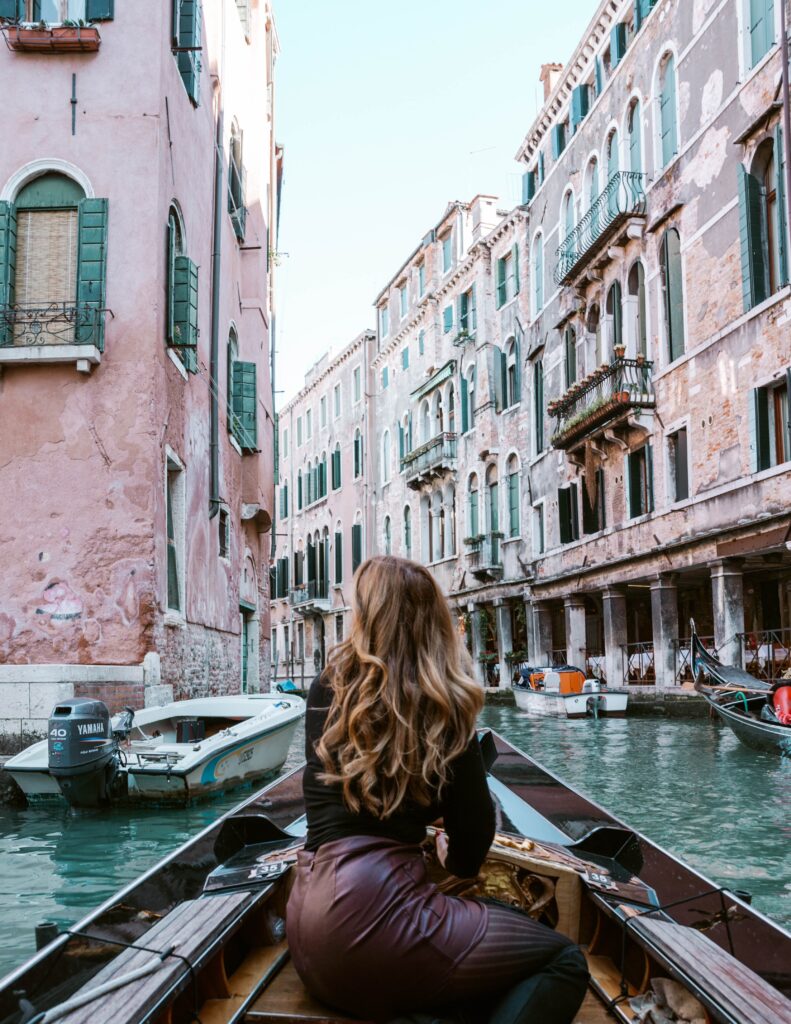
(0, 0, 281, 736)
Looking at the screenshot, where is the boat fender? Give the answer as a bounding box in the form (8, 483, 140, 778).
(772, 685, 791, 725)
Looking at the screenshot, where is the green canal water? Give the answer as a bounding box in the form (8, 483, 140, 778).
(0, 709, 789, 980)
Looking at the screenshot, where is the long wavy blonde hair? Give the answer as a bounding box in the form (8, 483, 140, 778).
(316, 555, 483, 818)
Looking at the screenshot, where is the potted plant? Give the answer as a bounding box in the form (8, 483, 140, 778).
(613, 344, 626, 359)
(635, 352, 646, 365)
(7, 18, 100, 52)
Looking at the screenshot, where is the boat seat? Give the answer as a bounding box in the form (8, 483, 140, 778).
(53, 891, 260, 1024)
(629, 916, 791, 1024)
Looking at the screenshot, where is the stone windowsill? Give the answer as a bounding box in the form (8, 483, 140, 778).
(164, 610, 187, 628)
(0, 344, 101, 373)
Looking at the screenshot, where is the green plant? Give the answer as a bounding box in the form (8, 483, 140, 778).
(463, 534, 485, 546)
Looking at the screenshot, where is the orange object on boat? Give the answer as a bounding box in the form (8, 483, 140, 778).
(772, 685, 791, 725)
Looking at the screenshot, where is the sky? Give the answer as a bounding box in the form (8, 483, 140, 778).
(273, 0, 599, 406)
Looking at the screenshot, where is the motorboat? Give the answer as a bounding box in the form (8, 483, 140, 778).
(691, 622, 791, 756)
(4, 693, 305, 807)
(1, 730, 788, 1023)
(513, 665, 628, 718)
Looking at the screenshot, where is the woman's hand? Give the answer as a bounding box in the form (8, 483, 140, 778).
(435, 831, 449, 869)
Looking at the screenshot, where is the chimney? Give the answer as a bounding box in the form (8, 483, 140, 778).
(470, 195, 500, 242)
(539, 63, 564, 102)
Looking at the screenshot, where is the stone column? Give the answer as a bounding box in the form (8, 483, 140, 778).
(495, 600, 512, 688)
(564, 596, 587, 671)
(468, 602, 485, 686)
(710, 559, 745, 668)
(602, 587, 628, 687)
(530, 601, 553, 666)
(650, 573, 679, 689)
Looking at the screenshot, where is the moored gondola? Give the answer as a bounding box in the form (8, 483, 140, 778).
(1, 732, 789, 1024)
(691, 621, 791, 756)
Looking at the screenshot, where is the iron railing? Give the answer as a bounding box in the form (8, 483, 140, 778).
(622, 641, 655, 685)
(674, 635, 717, 685)
(585, 650, 606, 682)
(739, 629, 791, 683)
(555, 171, 647, 285)
(401, 431, 457, 482)
(550, 356, 654, 449)
(289, 580, 330, 607)
(465, 532, 503, 571)
(0, 302, 108, 350)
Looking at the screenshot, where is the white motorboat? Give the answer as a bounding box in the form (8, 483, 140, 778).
(5, 693, 305, 807)
(512, 666, 628, 719)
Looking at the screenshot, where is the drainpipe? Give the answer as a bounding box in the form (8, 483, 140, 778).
(209, 104, 224, 520)
(781, 0, 791, 270)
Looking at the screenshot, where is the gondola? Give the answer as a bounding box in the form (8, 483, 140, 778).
(691, 622, 791, 756)
(1, 732, 789, 1024)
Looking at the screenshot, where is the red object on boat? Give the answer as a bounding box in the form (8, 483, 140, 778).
(772, 685, 791, 725)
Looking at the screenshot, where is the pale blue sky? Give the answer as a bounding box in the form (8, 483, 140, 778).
(273, 0, 597, 405)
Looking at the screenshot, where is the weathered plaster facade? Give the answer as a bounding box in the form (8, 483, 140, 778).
(0, 0, 281, 734)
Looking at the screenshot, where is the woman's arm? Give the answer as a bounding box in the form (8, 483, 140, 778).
(440, 735, 496, 878)
(304, 673, 331, 759)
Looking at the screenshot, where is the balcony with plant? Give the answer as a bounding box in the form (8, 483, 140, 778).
(464, 532, 504, 581)
(1, 18, 101, 52)
(401, 431, 457, 489)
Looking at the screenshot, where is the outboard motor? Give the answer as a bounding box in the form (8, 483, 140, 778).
(583, 678, 602, 719)
(47, 699, 125, 808)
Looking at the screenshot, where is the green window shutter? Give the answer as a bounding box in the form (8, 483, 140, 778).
(470, 490, 479, 536)
(398, 423, 404, 460)
(512, 242, 520, 293)
(595, 57, 604, 95)
(611, 23, 628, 66)
(0, 201, 17, 347)
(538, 152, 545, 183)
(76, 198, 109, 351)
(166, 218, 176, 345)
(570, 483, 580, 540)
(173, 255, 199, 371)
(558, 487, 571, 544)
(646, 445, 654, 513)
(500, 349, 508, 409)
(0, 0, 22, 16)
(660, 56, 678, 166)
(775, 125, 789, 286)
(571, 85, 589, 131)
(85, 0, 113, 18)
(461, 375, 469, 433)
(522, 170, 536, 205)
(513, 338, 521, 402)
(335, 531, 343, 584)
(178, 0, 202, 106)
(508, 472, 519, 536)
(351, 524, 362, 573)
(750, 0, 775, 67)
(661, 230, 686, 362)
(496, 257, 506, 308)
(534, 361, 544, 453)
(494, 348, 504, 412)
(297, 472, 303, 509)
(443, 306, 453, 333)
(629, 101, 642, 173)
(754, 386, 771, 470)
(470, 284, 477, 330)
(458, 291, 467, 331)
(171, 0, 181, 46)
(737, 165, 769, 311)
(232, 360, 257, 450)
(551, 124, 565, 160)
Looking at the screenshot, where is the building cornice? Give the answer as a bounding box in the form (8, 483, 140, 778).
(280, 331, 373, 412)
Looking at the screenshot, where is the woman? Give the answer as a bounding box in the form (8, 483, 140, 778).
(287, 557, 588, 1024)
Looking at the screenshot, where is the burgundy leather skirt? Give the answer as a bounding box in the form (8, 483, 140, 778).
(286, 835, 488, 1021)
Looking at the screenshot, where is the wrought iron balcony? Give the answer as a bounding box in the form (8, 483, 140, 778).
(0, 302, 107, 351)
(289, 580, 331, 614)
(464, 532, 503, 581)
(401, 431, 457, 489)
(549, 356, 655, 451)
(554, 172, 647, 285)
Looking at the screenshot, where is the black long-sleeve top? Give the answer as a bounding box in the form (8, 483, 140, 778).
(302, 674, 496, 878)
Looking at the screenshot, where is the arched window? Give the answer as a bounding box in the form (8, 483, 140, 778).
(740, 135, 789, 309)
(532, 233, 544, 315)
(505, 336, 521, 407)
(506, 454, 520, 537)
(562, 189, 575, 242)
(399, 412, 412, 461)
(433, 390, 444, 435)
(381, 429, 391, 484)
(165, 203, 196, 370)
(658, 53, 678, 169)
(628, 99, 642, 173)
(606, 281, 623, 357)
(431, 491, 445, 561)
(533, 360, 544, 454)
(319, 451, 327, 498)
(447, 383, 456, 433)
(660, 227, 685, 362)
(306, 459, 313, 504)
(486, 465, 500, 562)
(384, 515, 392, 555)
(564, 324, 577, 386)
(585, 157, 601, 241)
(627, 261, 647, 356)
(587, 304, 603, 367)
(228, 120, 246, 239)
(353, 428, 363, 478)
(403, 505, 412, 559)
(606, 130, 620, 217)
(334, 519, 343, 584)
(226, 326, 238, 433)
(461, 366, 476, 433)
(331, 441, 342, 490)
(420, 494, 431, 562)
(468, 473, 480, 538)
(446, 484, 457, 555)
(420, 399, 431, 442)
(297, 468, 303, 511)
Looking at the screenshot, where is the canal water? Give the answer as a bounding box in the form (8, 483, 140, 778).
(0, 709, 789, 980)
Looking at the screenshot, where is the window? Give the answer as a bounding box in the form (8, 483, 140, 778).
(606, 130, 620, 216)
(166, 455, 185, 612)
(297, 622, 304, 661)
(532, 234, 544, 315)
(353, 428, 363, 478)
(562, 190, 575, 244)
(305, 461, 313, 504)
(467, 475, 479, 538)
(331, 442, 342, 490)
(418, 329, 425, 355)
(447, 384, 455, 433)
(533, 360, 544, 454)
(18, 0, 111, 21)
(739, 131, 789, 310)
(628, 99, 642, 173)
(486, 466, 500, 562)
(564, 325, 577, 387)
(334, 526, 343, 584)
(228, 121, 246, 239)
(660, 227, 685, 362)
(404, 505, 412, 558)
(305, 409, 312, 439)
(752, 373, 790, 470)
(582, 469, 606, 534)
(418, 263, 426, 295)
(173, 0, 202, 106)
(749, 0, 776, 67)
(282, 426, 289, 457)
(628, 261, 647, 356)
(279, 481, 289, 520)
(297, 469, 303, 510)
(380, 305, 389, 338)
(164, 205, 198, 371)
(318, 453, 328, 498)
(381, 430, 391, 484)
(398, 413, 412, 461)
(588, 303, 603, 365)
(658, 53, 678, 169)
(401, 346, 409, 370)
(496, 245, 520, 308)
(586, 158, 601, 239)
(320, 395, 327, 428)
(458, 285, 477, 335)
(668, 427, 689, 501)
(558, 483, 580, 544)
(533, 503, 545, 555)
(399, 283, 408, 318)
(351, 522, 363, 573)
(296, 416, 303, 447)
(538, 151, 545, 185)
(496, 337, 521, 410)
(333, 383, 341, 418)
(571, 84, 590, 132)
(611, 21, 628, 67)
(384, 516, 392, 555)
(442, 304, 454, 333)
(551, 122, 567, 159)
(441, 233, 452, 273)
(335, 614, 344, 643)
(230, 357, 257, 451)
(606, 281, 623, 356)
(507, 455, 520, 537)
(353, 366, 362, 403)
(461, 366, 475, 433)
(381, 365, 389, 390)
(628, 444, 654, 517)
